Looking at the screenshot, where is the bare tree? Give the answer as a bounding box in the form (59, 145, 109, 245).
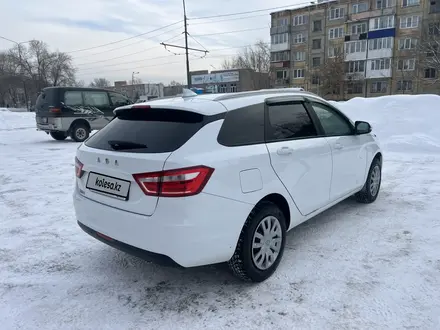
(417, 23, 440, 84)
(221, 40, 270, 73)
(89, 78, 111, 88)
(317, 49, 347, 100)
(168, 80, 183, 86)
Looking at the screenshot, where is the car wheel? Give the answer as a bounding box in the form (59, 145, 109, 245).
(228, 201, 287, 282)
(355, 157, 382, 203)
(49, 131, 67, 141)
(70, 123, 90, 142)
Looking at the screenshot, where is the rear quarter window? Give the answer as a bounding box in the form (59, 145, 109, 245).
(64, 91, 83, 106)
(217, 103, 265, 146)
(85, 109, 208, 153)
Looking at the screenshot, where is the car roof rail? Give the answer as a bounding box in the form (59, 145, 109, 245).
(213, 87, 307, 101)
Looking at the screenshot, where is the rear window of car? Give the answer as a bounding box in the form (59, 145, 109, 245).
(85, 108, 206, 153)
(35, 89, 57, 112)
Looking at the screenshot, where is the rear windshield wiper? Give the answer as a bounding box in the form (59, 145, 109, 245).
(108, 140, 148, 150)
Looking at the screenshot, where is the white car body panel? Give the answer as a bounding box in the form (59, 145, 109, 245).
(74, 89, 383, 268)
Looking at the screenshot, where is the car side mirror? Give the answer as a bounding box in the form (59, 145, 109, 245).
(355, 121, 372, 135)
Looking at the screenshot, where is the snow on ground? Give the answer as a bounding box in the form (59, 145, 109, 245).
(1, 95, 440, 330)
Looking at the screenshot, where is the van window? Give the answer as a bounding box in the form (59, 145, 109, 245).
(64, 91, 83, 106)
(109, 92, 130, 107)
(84, 91, 110, 107)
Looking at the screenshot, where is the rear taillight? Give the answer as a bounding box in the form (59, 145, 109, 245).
(133, 166, 214, 197)
(75, 157, 84, 178)
(49, 107, 61, 113)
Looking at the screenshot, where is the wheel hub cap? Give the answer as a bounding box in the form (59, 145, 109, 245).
(251, 215, 282, 270)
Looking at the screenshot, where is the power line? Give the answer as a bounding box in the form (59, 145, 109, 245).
(188, 13, 269, 26)
(71, 26, 183, 60)
(66, 20, 183, 54)
(188, 2, 313, 20)
(192, 27, 269, 37)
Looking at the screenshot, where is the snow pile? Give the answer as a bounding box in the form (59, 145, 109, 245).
(330, 94, 440, 154)
(0, 110, 35, 131)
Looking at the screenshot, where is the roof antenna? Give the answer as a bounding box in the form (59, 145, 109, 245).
(182, 88, 198, 98)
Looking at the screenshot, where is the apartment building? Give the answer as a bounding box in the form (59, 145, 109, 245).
(270, 0, 440, 99)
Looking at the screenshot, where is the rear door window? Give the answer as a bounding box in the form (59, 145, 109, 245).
(64, 91, 83, 106)
(85, 109, 206, 153)
(83, 91, 110, 107)
(266, 102, 317, 142)
(217, 103, 265, 146)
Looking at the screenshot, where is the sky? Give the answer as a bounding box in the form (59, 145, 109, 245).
(0, 0, 308, 86)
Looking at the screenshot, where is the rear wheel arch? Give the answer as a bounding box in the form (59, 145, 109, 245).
(254, 193, 291, 230)
(69, 119, 91, 133)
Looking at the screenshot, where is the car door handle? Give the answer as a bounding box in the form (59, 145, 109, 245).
(334, 143, 343, 150)
(277, 146, 293, 155)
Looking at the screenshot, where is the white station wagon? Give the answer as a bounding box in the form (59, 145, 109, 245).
(73, 88, 382, 282)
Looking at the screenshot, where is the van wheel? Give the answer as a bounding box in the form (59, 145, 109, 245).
(228, 201, 287, 282)
(50, 131, 67, 141)
(70, 123, 90, 142)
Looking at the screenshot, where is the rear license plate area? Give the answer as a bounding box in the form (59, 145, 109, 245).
(86, 172, 131, 200)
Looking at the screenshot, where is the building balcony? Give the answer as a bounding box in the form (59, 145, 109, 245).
(345, 52, 367, 61)
(367, 48, 393, 60)
(366, 68, 392, 78)
(274, 78, 290, 86)
(270, 25, 290, 35)
(271, 61, 291, 68)
(271, 42, 290, 52)
(347, 7, 396, 22)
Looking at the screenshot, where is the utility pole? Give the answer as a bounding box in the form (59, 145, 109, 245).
(160, 0, 208, 89)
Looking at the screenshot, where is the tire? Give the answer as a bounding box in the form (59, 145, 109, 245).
(70, 123, 90, 142)
(228, 201, 287, 282)
(49, 131, 67, 141)
(355, 157, 382, 203)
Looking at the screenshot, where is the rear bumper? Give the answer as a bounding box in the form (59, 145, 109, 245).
(73, 187, 254, 268)
(78, 221, 179, 267)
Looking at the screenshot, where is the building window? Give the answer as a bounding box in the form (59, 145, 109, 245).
(370, 58, 391, 70)
(229, 84, 237, 93)
(347, 83, 363, 94)
(276, 70, 288, 79)
(271, 33, 288, 44)
(376, 0, 395, 9)
(293, 15, 306, 26)
(371, 16, 394, 30)
(424, 68, 436, 79)
(312, 57, 321, 67)
(352, 3, 368, 13)
(312, 39, 322, 49)
(370, 81, 388, 93)
(351, 23, 367, 35)
(347, 60, 365, 73)
(294, 33, 306, 44)
(400, 16, 419, 29)
(427, 44, 439, 57)
(369, 37, 393, 50)
(428, 23, 440, 35)
(219, 84, 227, 93)
(294, 52, 306, 61)
(397, 59, 416, 70)
(329, 27, 344, 39)
(329, 8, 345, 20)
(328, 45, 343, 57)
(402, 0, 420, 7)
(293, 69, 305, 78)
(398, 38, 417, 50)
(397, 80, 412, 91)
(274, 17, 289, 27)
(271, 51, 290, 62)
(313, 20, 322, 32)
(311, 75, 320, 85)
(345, 40, 367, 54)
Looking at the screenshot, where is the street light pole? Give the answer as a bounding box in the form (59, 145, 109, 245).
(0, 36, 32, 110)
(132, 71, 139, 85)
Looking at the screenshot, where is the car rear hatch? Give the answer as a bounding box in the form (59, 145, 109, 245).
(35, 88, 61, 125)
(76, 105, 207, 216)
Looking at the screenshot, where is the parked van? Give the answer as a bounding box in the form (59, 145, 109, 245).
(35, 87, 132, 142)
